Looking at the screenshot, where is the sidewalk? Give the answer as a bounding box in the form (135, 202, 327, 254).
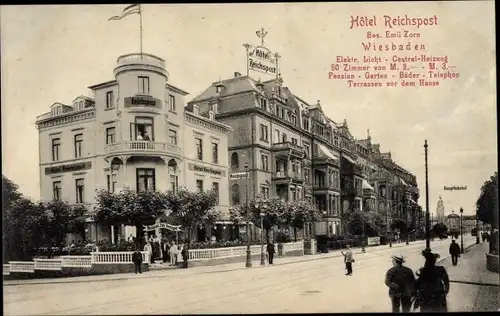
(2, 239, 438, 286)
(441, 242, 500, 312)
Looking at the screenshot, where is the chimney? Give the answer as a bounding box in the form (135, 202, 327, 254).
(234, 72, 241, 78)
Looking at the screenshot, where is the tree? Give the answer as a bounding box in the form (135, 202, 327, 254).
(391, 218, 407, 233)
(2, 175, 22, 210)
(164, 188, 219, 242)
(476, 172, 499, 254)
(287, 200, 322, 241)
(432, 223, 448, 236)
(42, 199, 87, 247)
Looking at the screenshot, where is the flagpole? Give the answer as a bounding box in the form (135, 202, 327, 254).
(139, 4, 143, 59)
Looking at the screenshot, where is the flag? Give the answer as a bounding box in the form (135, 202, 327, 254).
(109, 4, 140, 21)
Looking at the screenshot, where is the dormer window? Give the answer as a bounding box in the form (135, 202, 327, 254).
(259, 98, 267, 111)
(210, 102, 218, 114)
(216, 86, 223, 93)
(193, 104, 200, 115)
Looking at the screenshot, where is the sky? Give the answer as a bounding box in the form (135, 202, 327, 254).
(1, 2, 496, 216)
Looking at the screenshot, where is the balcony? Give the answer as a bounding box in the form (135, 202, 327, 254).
(104, 141, 181, 161)
(114, 53, 169, 78)
(313, 156, 340, 168)
(272, 171, 304, 184)
(353, 164, 364, 176)
(272, 142, 305, 159)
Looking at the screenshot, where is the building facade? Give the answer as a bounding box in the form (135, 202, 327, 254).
(187, 70, 420, 238)
(36, 53, 232, 243)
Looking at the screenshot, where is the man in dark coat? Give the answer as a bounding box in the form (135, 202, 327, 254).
(267, 242, 275, 264)
(414, 250, 450, 312)
(385, 254, 416, 313)
(449, 240, 461, 266)
(181, 243, 189, 268)
(132, 247, 143, 274)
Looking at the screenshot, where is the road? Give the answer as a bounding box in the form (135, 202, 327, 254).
(4, 236, 490, 314)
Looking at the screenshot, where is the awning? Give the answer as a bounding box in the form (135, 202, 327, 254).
(362, 179, 375, 191)
(318, 143, 339, 161)
(343, 155, 356, 164)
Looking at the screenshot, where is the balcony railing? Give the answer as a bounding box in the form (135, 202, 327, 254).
(104, 141, 181, 156)
(116, 53, 166, 69)
(272, 171, 303, 182)
(313, 156, 340, 168)
(272, 142, 304, 158)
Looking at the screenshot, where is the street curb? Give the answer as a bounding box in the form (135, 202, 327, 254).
(0, 240, 433, 286)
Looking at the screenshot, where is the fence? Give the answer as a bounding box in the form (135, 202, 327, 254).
(3, 252, 149, 275)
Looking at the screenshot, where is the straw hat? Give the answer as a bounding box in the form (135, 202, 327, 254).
(421, 249, 441, 259)
(391, 253, 405, 263)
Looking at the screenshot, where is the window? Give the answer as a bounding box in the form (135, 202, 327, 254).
(259, 124, 268, 141)
(107, 174, 117, 192)
(304, 167, 310, 184)
(196, 138, 203, 160)
(231, 184, 240, 205)
(231, 153, 239, 169)
(138, 76, 150, 95)
(168, 129, 177, 145)
(132, 117, 154, 141)
(304, 143, 310, 158)
(75, 179, 84, 204)
(275, 129, 280, 143)
(74, 134, 83, 158)
(136, 168, 155, 192)
(282, 133, 287, 143)
(53, 181, 61, 200)
(210, 102, 218, 114)
(261, 154, 269, 171)
(261, 186, 270, 199)
(106, 91, 114, 108)
(260, 98, 267, 110)
(196, 180, 203, 193)
(212, 143, 219, 164)
(168, 94, 176, 112)
(212, 182, 219, 204)
(52, 138, 60, 161)
(303, 117, 309, 131)
(291, 138, 298, 145)
(170, 175, 178, 193)
(106, 127, 116, 145)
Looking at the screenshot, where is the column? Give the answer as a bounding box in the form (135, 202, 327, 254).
(325, 168, 330, 187)
(326, 193, 330, 215)
(111, 225, 115, 244)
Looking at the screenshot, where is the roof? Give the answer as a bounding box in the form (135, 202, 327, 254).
(72, 95, 95, 102)
(189, 75, 257, 104)
(166, 83, 189, 96)
(88, 80, 118, 90)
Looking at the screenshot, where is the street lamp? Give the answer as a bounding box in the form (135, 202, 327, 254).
(460, 207, 464, 253)
(260, 212, 265, 265)
(244, 162, 252, 268)
(476, 211, 480, 244)
(424, 140, 431, 252)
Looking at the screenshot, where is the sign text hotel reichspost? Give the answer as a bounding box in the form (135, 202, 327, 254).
(245, 28, 280, 78)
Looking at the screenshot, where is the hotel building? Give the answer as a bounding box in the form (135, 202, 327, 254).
(36, 53, 232, 243)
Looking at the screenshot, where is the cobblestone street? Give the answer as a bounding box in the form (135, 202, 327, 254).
(5, 236, 496, 314)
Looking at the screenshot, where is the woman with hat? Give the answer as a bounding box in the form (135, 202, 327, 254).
(414, 250, 450, 312)
(385, 253, 416, 313)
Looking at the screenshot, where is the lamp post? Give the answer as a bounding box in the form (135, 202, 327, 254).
(476, 212, 480, 244)
(260, 212, 265, 265)
(244, 162, 252, 268)
(424, 140, 431, 252)
(460, 207, 464, 253)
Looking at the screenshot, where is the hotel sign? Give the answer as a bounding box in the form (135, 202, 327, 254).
(245, 28, 280, 77)
(45, 161, 92, 175)
(188, 163, 226, 176)
(124, 96, 162, 109)
(230, 172, 250, 180)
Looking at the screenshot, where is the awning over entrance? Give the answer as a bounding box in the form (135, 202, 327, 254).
(318, 143, 339, 161)
(342, 154, 356, 164)
(362, 179, 375, 191)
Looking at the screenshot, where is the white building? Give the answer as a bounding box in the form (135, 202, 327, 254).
(36, 53, 233, 243)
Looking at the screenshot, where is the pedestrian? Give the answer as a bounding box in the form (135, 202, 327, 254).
(414, 250, 450, 312)
(169, 241, 177, 266)
(267, 242, 275, 264)
(341, 244, 354, 276)
(181, 243, 189, 268)
(385, 253, 416, 313)
(132, 247, 143, 274)
(162, 239, 169, 263)
(449, 240, 461, 266)
(143, 241, 153, 265)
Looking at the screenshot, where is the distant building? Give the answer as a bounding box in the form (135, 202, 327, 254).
(436, 195, 445, 224)
(447, 211, 461, 235)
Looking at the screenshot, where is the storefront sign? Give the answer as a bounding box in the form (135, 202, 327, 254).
(367, 236, 381, 246)
(230, 172, 249, 180)
(143, 223, 182, 232)
(45, 161, 92, 175)
(124, 96, 161, 109)
(188, 163, 226, 176)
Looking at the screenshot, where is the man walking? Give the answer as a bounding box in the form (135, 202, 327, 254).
(341, 245, 354, 276)
(449, 239, 461, 266)
(132, 247, 143, 274)
(267, 242, 275, 264)
(385, 254, 416, 313)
